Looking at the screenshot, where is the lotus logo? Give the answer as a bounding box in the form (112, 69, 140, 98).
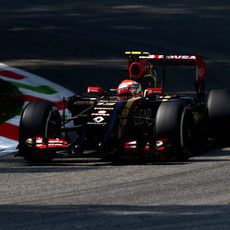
(93, 116, 104, 123)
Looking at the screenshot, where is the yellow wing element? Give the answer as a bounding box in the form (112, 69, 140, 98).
(125, 51, 150, 55)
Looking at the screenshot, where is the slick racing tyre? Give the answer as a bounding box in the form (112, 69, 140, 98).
(208, 89, 230, 142)
(155, 101, 194, 161)
(19, 101, 61, 163)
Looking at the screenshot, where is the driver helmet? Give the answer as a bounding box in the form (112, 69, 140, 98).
(117, 79, 143, 98)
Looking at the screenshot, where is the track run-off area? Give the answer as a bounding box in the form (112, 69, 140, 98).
(0, 1, 230, 229)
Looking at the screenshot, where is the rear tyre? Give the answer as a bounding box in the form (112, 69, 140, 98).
(155, 101, 193, 161)
(19, 101, 61, 163)
(208, 89, 230, 143)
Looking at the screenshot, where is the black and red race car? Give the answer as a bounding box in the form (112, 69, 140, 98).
(17, 51, 230, 163)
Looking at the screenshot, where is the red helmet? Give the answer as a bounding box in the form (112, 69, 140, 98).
(117, 80, 143, 98)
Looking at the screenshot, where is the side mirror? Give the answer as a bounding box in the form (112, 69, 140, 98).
(87, 86, 104, 96)
(144, 88, 164, 97)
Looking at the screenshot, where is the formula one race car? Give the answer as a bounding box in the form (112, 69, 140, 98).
(17, 52, 230, 163)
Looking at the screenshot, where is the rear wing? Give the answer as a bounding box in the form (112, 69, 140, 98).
(125, 51, 206, 81)
(125, 51, 206, 101)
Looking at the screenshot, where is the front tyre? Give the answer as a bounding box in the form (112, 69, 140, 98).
(19, 101, 61, 163)
(155, 101, 194, 161)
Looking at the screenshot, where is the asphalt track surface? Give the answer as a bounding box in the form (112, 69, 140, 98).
(0, 0, 230, 229)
